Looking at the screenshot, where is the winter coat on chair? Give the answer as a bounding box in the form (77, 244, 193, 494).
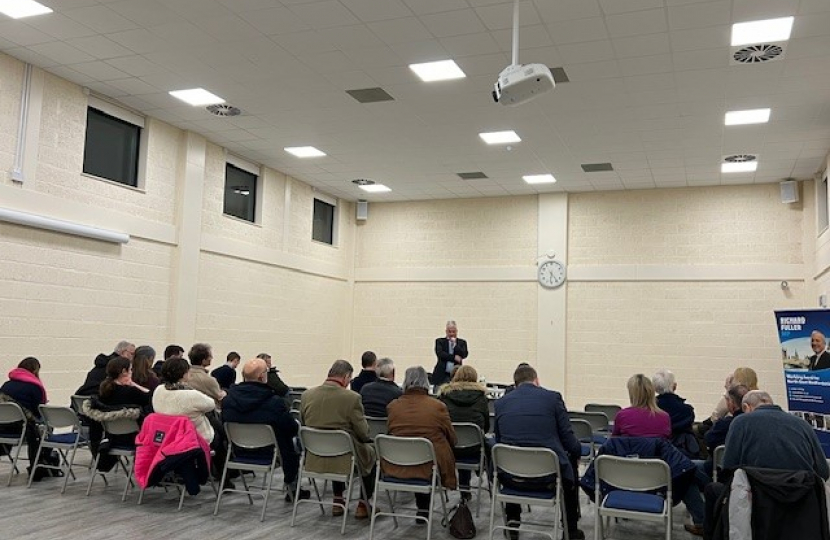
(580, 436, 696, 505)
(134, 413, 211, 495)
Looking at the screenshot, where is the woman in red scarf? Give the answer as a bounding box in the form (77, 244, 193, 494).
(0, 357, 49, 480)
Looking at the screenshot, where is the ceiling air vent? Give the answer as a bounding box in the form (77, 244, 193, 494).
(581, 162, 614, 172)
(723, 154, 757, 163)
(206, 104, 241, 117)
(346, 87, 395, 103)
(457, 172, 488, 180)
(731, 44, 784, 64)
(351, 179, 375, 186)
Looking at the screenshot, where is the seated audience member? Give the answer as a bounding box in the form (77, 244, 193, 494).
(613, 374, 671, 439)
(301, 360, 376, 519)
(351, 351, 378, 393)
(438, 364, 489, 499)
(132, 345, 160, 392)
(211, 351, 240, 391)
(76, 340, 135, 395)
(258, 353, 290, 399)
(702, 384, 749, 476)
(152, 358, 216, 446)
(187, 343, 225, 406)
(221, 358, 309, 500)
(98, 356, 152, 410)
(709, 367, 757, 423)
(653, 369, 699, 458)
(494, 364, 583, 540)
(359, 357, 401, 417)
(0, 357, 50, 480)
(153, 344, 184, 377)
(387, 366, 457, 518)
(703, 390, 830, 538)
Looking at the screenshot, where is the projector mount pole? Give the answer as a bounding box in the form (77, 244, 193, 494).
(511, 0, 520, 67)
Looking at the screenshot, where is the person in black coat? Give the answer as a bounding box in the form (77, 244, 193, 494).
(359, 357, 402, 417)
(350, 351, 378, 393)
(0, 357, 49, 479)
(432, 320, 468, 388)
(76, 340, 135, 395)
(653, 369, 700, 460)
(221, 357, 307, 499)
(211, 351, 240, 390)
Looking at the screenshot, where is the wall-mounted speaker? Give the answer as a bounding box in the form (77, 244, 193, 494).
(780, 180, 799, 204)
(356, 200, 368, 221)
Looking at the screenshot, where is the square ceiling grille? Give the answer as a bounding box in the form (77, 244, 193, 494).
(457, 171, 488, 179)
(581, 162, 614, 172)
(346, 87, 395, 103)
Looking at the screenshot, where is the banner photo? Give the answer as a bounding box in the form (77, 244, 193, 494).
(774, 309, 830, 455)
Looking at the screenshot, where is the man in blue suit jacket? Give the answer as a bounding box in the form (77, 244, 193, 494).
(494, 364, 584, 540)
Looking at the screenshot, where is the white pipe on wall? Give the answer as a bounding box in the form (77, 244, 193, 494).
(10, 63, 32, 183)
(0, 207, 130, 244)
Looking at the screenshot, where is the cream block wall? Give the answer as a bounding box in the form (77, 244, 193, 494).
(0, 225, 174, 404)
(352, 282, 538, 384)
(0, 54, 22, 182)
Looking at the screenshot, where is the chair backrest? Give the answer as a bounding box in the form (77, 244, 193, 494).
(70, 395, 91, 414)
(569, 418, 593, 442)
(594, 455, 670, 492)
(713, 445, 725, 472)
(585, 403, 621, 422)
(39, 405, 80, 432)
(102, 417, 140, 437)
(375, 434, 435, 468)
(487, 398, 496, 415)
(453, 422, 484, 451)
(291, 399, 301, 411)
(290, 409, 301, 424)
(492, 443, 559, 480)
(365, 416, 388, 439)
(299, 426, 355, 459)
(226, 422, 277, 450)
(568, 410, 609, 432)
(0, 402, 26, 425)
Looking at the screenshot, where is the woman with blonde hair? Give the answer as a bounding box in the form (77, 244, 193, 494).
(710, 367, 758, 422)
(612, 374, 671, 438)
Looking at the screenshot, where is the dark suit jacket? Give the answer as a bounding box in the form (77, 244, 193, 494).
(810, 350, 830, 370)
(493, 383, 580, 483)
(432, 337, 468, 386)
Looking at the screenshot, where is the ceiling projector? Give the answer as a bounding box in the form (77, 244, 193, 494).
(492, 63, 555, 106)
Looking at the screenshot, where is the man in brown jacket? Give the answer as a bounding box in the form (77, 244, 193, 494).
(301, 360, 376, 519)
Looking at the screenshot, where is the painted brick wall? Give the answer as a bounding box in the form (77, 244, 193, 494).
(351, 282, 538, 385)
(569, 184, 804, 265)
(0, 54, 22, 184)
(0, 224, 174, 405)
(195, 251, 349, 388)
(355, 196, 538, 268)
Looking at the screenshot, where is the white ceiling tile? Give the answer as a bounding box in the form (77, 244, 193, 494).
(105, 55, 169, 77)
(533, 0, 602, 23)
(217, 0, 283, 12)
(548, 17, 609, 45)
(190, 15, 260, 41)
(107, 0, 187, 26)
(599, 0, 665, 15)
(107, 28, 175, 54)
(288, 1, 362, 29)
(28, 42, 95, 65)
(45, 65, 96, 85)
(237, 7, 310, 34)
(324, 24, 388, 50)
(64, 5, 138, 34)
(403, 0, 469, 16)
(440, 33, 502, 58)
(0, 22, 55, 47)
(368, 17, 434, 45)
(106, 77, 161, 95)
(67, 60, 132, 81)
(669, 25, 729, 51)
(419, 9, 487, 38)
(148, 22, 218, 49)
(558, 40, 615, 64)
(343, 46, 403, 69)
(563, 60, 622, 81)
(668, 1, 731, 31)
(164, 0, 233, 18)
(474, 2, 541, 31)
(65, 35, 134, 60)
(387, 40, 447, 64)
(672, 48, 729, 71)
(618, 54, 674, 76)
(732, 0, 800, 22)
(341, 0, 412, 22)
(492, 24, 553, 51)
(298, 50, 360, 73)
(605, 9, 668, 38)
(84, 80, 130, 98)
(23, 14, 96, 40)
(271, 30, 338, 55)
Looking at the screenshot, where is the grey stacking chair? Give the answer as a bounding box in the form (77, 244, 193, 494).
(452, 422, 488, 516)
(365, 416, 388, 440)
(713, 445, 725, 482)
(0, 402, 28, 486)
(584, 404, 622, 424)
(86, 417, 139, 500)
(29, 405, 88, 494)
(570, 418, 595, 465)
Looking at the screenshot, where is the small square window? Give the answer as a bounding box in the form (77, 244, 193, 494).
(83, 107, 141, 187)
(313, 198, 336, 245)
(224, 163, 258, 223)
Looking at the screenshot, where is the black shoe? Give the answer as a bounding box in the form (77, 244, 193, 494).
(568, 529, 585, 540)
(415, 510, 428, 525)
(285, 488, 311, 502)
(222, 479, 235, 490)
(460, 490, 472, 501)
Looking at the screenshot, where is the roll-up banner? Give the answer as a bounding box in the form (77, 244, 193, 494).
(774, 309, 830, 456)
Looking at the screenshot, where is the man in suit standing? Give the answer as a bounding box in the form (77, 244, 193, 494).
(494, 364, 584, 540)
(432, 320, 468, 390)
(809, 330, 830, 370)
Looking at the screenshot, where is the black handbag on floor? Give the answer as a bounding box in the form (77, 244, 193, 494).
(449, 499, 476, 539)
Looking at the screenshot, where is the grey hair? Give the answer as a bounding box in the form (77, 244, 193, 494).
(651, 369, 675, 395)
(115, 340, 134, 354)
(328, 359, 354, 378)
(742, 390, 773, 408)
(376, 357, 395, 378)
(446, 320, 457, 329)
(402, 366, 430, 391)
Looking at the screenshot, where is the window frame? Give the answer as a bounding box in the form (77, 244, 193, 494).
(223, 154, 262, 224)
(818, 171, 829, 237)
(312, 192, 338, 246)
(82, 96, 147, 190)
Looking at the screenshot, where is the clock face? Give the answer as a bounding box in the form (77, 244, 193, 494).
(538, 260, 566, 288)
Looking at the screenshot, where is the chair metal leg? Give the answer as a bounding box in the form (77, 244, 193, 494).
(240, 469, 254, 505)
(290, 469, 304, 527)
(26, 441, 45, 488)
(86, 453, 101, 496)
(340, 474, 353, 535)
(6, 442, 23, 487)
(60, 446, 78, 494)
(213, 462, 229, 516)
(261, 466, 275, 522)
(121, 459, 134, 502)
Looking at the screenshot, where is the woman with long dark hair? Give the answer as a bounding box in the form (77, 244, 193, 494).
(131, 346, 160, 392)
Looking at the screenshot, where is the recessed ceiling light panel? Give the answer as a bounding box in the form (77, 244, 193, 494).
(409, 60, 466, 82)
(731, 16, 794, 47)
(479, 130, 521, 144)
(725, 108, 771, 126)
(284, 146, 326, 158)
(169, 88, 225, 106)
(722, 162, 758, 173)
(359, 184, 391, 193)
(0, 0, 52, 19)
(523, 174, 556, 184)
